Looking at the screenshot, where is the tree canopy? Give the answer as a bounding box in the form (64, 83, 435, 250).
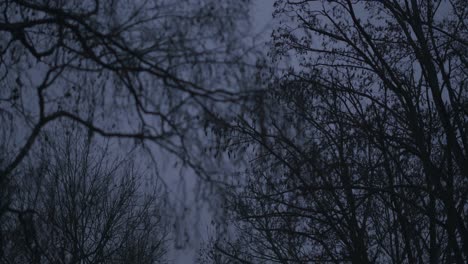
(1, 0, 466, 263)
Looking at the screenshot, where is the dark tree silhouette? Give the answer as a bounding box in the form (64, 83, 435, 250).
(1, 128, 168, 264)
(0, 0, 252, 184)
(204, 0, 467, 263)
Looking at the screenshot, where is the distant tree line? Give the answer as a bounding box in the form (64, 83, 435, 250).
(1, 127, 167, 263)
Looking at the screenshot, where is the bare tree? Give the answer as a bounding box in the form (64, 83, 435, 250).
(0, 128, 168, 263)
(204, 0, 467, 263)
(0, 0, 253, 184)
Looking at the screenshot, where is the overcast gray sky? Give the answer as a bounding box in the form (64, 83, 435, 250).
(252, 0, 274, 35)
(170, 1, 274, 263)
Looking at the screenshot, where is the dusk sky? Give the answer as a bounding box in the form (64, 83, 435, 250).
(172, 2, 274, 262)
(1, 1, 465, 263)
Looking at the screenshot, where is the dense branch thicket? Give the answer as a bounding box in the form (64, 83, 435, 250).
(204, 0, 467, 263)
(1, 129, 168, 263)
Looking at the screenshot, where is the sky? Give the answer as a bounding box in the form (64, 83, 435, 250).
(170, 1, 274, 263)
(252, 0, 274, 35)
